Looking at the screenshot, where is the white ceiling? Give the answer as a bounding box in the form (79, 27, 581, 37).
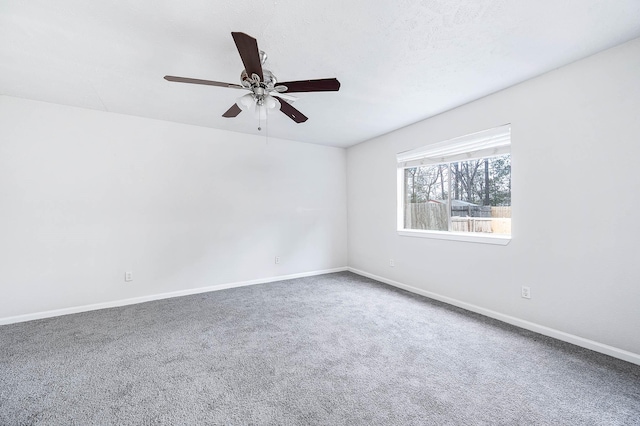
(1, 1, 639, 148)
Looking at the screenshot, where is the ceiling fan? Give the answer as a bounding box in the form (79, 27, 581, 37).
(164, 32, 340, 124)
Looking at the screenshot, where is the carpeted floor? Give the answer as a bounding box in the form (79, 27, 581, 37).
(1, 272, 639, 425)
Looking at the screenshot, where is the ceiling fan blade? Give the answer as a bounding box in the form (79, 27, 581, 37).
(274, 96, 308, 123)
(164, 76, 244, 89)
(231, 32, 263, 81)
(278, 78, 340, 93)
(272, 92, 298, 102)
(222, 103, 242, 118)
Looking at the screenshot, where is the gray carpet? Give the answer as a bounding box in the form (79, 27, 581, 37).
(1, 272, 639, 425)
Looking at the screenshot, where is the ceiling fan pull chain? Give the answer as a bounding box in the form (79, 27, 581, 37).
(265, 114, 269, 145)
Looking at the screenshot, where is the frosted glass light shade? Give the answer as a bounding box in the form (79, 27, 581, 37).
(237, 94, 281, 119)
(265, 96, 277, 110)
(237, 93, 254, 110)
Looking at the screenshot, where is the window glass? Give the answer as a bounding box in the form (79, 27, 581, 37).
(402, 154, 511, 235)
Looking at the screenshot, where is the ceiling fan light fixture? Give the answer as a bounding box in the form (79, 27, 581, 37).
(237, 93, 255, 110)
(265, 95, 279, 110)
(251, 94, 281, 120)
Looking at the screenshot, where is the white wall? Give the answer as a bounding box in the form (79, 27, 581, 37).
(0, 96, 347, 319)
(2, 39, 639, 362)
(347, 38, 640, 356)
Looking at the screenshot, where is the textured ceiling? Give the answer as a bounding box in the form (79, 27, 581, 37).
(1, 1, 639, 148)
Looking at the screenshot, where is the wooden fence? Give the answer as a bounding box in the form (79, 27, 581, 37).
(491, 206, 511, 218)
(406, 203, 511, 234)
(451, 205, 491, 217)
(405, 203, 448, 231)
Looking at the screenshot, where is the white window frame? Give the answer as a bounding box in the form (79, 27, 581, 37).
(396, 125, 512, 245)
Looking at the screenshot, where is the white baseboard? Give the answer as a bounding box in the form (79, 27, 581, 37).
(348, 267, 640, 366)
(5, 266, 638, 366)
(0, 267, 348, 326)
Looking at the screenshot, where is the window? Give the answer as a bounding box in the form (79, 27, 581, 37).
(397, 125, 511, 244)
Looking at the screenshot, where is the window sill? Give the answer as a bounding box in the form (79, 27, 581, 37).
(397, 229, 511, 245)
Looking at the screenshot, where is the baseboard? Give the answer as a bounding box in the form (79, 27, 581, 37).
(5, 266, 638, 366)
(0, 267, 348, 326)
(348, 267, 640, 366)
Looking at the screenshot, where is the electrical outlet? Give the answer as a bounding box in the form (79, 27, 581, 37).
(521, 286, 531, 299)
(389, 259, 395, 267)
(125, 271, 133, 282)
(275, 256, 280, 264)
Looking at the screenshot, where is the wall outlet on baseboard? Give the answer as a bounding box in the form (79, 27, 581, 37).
(521, 286, 531, 299)
(275, 256, 280, 264)
(125, 271, 133, 282)
(389, 259, 395, 267)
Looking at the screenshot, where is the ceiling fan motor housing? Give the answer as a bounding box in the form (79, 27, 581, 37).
(240, 66, 285, 108)
(240, 68, 277, 87)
